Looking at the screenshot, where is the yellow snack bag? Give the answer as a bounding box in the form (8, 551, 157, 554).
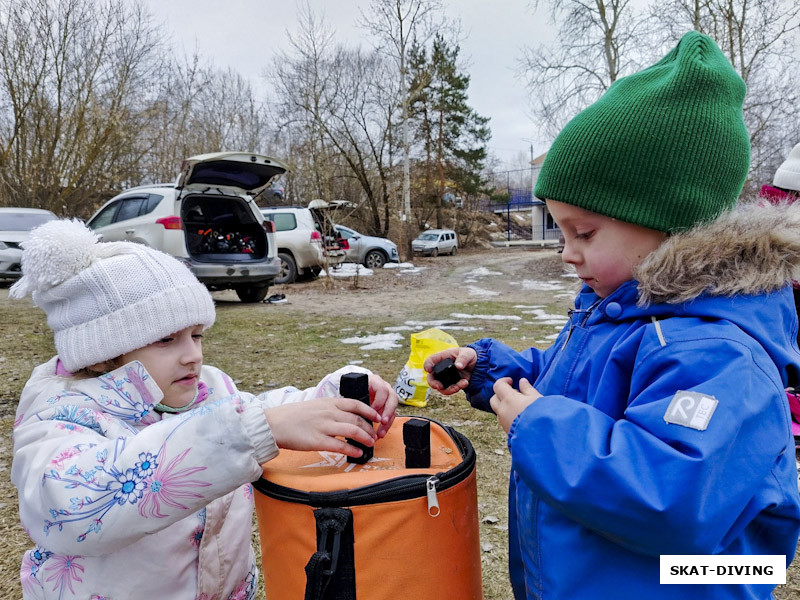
(393, 328, 459, 407)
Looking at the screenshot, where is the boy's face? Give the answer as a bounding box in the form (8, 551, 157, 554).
(120, 325, 204, 408)
(547, 199, 667, 298)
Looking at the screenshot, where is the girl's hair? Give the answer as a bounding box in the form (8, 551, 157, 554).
(71, 357, 127, 379)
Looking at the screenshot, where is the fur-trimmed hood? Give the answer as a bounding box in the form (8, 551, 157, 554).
(636, 201, 800, 306)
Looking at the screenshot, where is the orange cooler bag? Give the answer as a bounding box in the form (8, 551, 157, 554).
(253, 416, 483, 600)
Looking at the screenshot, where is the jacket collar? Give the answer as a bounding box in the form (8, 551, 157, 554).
(635, 201, 800, 306)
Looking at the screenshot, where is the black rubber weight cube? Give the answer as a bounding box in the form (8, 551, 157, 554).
(432, 358, 461, 389)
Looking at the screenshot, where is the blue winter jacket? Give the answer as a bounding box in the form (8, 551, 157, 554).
(466, 205, 800, 599)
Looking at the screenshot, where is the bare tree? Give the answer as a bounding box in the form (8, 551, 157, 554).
(135, 53, 209, 184)
(647, 0, 800, 188)
(269, 4, 401, 236)
(0, 0, 165, 215)
(518, 0, 648, 139)
(359, 0, 443, 257)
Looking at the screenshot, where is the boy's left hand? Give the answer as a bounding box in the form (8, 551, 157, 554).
(368, 374, 398, 438)
(490, 377, 541, 433)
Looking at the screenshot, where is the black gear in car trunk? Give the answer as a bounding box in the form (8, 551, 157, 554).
(183, 195, 267, 261)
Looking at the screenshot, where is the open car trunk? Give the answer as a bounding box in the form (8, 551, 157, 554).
(182, 194, 267, 261)
(307, 201, 346, 263)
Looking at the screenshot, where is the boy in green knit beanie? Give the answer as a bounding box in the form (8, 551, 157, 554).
(426, 31, 800, 599)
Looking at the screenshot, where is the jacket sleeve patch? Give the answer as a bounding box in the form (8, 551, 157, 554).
(664, 391, 718, 431)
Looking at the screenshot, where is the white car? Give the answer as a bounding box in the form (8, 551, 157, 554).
(86, 152, 288, 302)
(0, 207, 58, 281)
(261, 200, 345, 283)
(411, 228, 458, 257)
(333, 225, 399, 269)
(261, 203, 346, 284)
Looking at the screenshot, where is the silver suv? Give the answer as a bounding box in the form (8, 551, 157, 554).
(333, 224, 399, 269)
(86, 152, 287, 302)
(261, 203, 346, 284)
(411, 228, 458, 257)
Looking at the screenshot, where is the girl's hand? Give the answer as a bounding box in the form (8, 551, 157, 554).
(490, 377, 541, 433)
(368, 373, 398, 438)
(264, 397, 381, 458)
(423, 347, 478, 395)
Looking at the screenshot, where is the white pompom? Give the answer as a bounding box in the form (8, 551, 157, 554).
(9, 219, 99, 298)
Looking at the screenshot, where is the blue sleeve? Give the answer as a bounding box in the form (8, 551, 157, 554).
(508, 335, 794, 556)
(465, 338, 554, 412)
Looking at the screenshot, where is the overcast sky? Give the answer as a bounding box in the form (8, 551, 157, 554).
(140, 0, 556, 171)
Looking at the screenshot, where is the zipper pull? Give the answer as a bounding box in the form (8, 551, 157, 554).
(426, 476, 440, 517)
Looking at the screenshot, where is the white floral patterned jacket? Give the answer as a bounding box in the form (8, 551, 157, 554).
(12, 356, 367, 600)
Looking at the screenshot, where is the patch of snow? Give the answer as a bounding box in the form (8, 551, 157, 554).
(450, 312, 522, 321)
(521, 308, 568, 324)
(320, 264, 374, 278)
(464, 267, 502, 278)
(339, 332, 404, 350)
(467, 285, 500, 298)
(511, 280, 566, 291)
(383, 262, 415, 269)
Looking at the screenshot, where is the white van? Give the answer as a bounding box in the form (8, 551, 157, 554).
(411, 228, 458, 257)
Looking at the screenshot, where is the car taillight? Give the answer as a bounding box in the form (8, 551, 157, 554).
(262, 220, 275, 233)
(156, 216, 182, 230)
(338, 239, 349, 250)
(310, 230, 322, 242)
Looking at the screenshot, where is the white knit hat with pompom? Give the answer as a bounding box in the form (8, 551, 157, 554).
(10, 219, 215, 372)
(774, 143, 800, 192)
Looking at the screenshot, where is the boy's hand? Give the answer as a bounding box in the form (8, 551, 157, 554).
(490, 377, 541, 433)
(424, 347, 478, 395)
(368, 373, 398, 438)
(264, 397, 381, 458)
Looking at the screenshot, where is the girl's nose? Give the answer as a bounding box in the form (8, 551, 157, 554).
(181, 336, 203, 365)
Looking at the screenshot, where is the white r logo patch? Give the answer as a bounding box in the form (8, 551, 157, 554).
(664, 391, 718, 431)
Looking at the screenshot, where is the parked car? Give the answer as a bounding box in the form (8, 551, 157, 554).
(260, 202, 346, 284)
(411, 228, 458, 257)
(333, 224, 399, 269)
(86, 152, 288, 303)
(0, 207, 58, 282)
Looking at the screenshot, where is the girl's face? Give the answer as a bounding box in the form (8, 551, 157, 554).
(120, 325, 204, 408)
(547, 199, 667, 298)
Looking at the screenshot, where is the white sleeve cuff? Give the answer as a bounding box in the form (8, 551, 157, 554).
(241, 402, 280, 465)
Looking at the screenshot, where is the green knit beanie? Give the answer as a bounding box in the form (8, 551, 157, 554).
(534, 31, 750, 232)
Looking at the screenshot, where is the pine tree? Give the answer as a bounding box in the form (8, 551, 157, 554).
(409, 34, 491, 228)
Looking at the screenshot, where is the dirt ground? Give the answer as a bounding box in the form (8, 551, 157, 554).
(213, 247, 577, 316)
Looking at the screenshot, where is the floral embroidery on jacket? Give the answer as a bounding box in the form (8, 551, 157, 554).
(44, 554, 84, 597)
(42, 438, 210, 541)
(21, 546, 51, 594)
(137, 445, 211, 518)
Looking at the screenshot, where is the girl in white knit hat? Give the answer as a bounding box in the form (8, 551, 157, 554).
(9, 219, 398, 600)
